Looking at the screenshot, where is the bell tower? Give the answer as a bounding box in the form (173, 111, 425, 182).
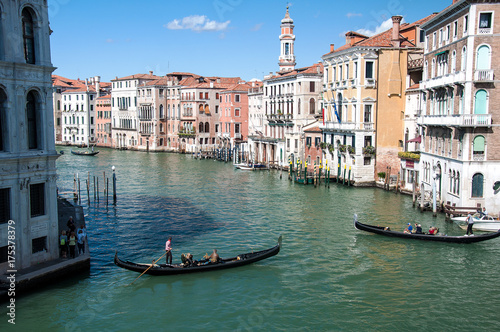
(279, 6, 296, 72)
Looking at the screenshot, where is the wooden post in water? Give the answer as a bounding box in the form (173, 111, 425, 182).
(348, 166, 351, 186)
(313, 162, 317, 187)
(73, 174, 77, 202)
(103, 171, 106, 197)
(112, 166, 117, 205)
(318, 161, 322, 186)
(97, 177, 99, 203)
(93, 176, 96, 201)
(106, 177, 109, 206)
(77, 174, 81, 205)
(304, 161, 307, 185)
(395, 171, 400, 194)
(412, 171, 417, 207)
(86, 179, 90, 204)
(420, 184, 425, 213)
(327, 166, 330, 188)
(337, 162, 340, 183)
(343, 164, 346, 185)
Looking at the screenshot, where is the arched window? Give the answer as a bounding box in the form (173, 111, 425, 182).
(205, 122, 209, 133)
(199, 122, 203, 133)
(159, 104, 164, 119)
(0, 88, 6, 151)
(456, 172, 460, 195)
(26, 91, 39, 149)
(309, 98, 315, 115)
(474, 90, 487, 114)
(423, 61, 428, 80)
(167, 105, 170, 118)
(205, 105, 209, 114)
(198, 105, 203, 113)
(476, 45, 491, 70)
(22, 8, 36, 64)
(471, 173, 484, 197)
(451, 51, 456, 73)
(461, 46, 467, 71)
(473, 135, 485, 159)
(298, 98, 301, 115)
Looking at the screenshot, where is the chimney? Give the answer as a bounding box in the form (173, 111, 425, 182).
(149, 71, 153, 76)
(391, 16, 403, 47)
(330, 44, 334, 52)
(94, 76, 101, 98)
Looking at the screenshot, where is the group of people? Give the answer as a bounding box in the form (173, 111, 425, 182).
(60, 216, 87, 258)
(165, 237, 220, 267)
(403, 223, 438, 235)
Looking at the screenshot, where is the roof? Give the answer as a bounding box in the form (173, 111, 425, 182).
(323, 13, 438, 56)
(266, 62, 323, 80)
(97, 94, 111, 100)
(113, 73, 161, 81)
(221, 82, 253, 93)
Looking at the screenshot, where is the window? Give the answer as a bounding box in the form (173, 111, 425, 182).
(309, 98, 315, 115)
(479, 12, 492, 32)
(364, 157, 371, 165)
(306, 137, 312, 146)
(365, 62, 373, 79)
(451, 51, 456, 72)
(464, 15, 469, 34)
(474, 90, 488, 114)
(472, 173, 484, 197)
(235, 94, 240, 102)
(453, 21, 458, 39)
(26, 91, 39, 150)
(473, 135, 485, 159)
(364, 105, 372, 123)
(315, 137, 320, 147)
(0, 188, 10, 224)
(22, 8, 36, 64)
(433, 32, 437, 49)
(235, 123, 240, 134)
(0, 89, 6, 151)
(30, 183, 45, 217)
(476, 45, 491, 70)
(461, 46, 467, 71)
(235, 108, 240, 117)
(32, 236, 47, 254)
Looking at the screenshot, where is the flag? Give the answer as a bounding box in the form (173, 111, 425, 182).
(333, 100, 341, 123)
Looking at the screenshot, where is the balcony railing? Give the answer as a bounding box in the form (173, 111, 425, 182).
(418, 114, 492, 127)
(474, 69, 494, 82)
(235, 133, 241, 139)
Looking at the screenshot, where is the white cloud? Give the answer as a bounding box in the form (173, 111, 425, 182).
(251, 23, 264, 32)
(355, 17, 404, 37)
(105, 38, 115, 43)
(346, 13, 362, 18)
(164, 15, 230, 32)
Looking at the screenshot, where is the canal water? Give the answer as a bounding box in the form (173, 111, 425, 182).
(3, 147, 500, 331)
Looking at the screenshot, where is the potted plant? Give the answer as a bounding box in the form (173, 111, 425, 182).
(377, 172, 386, 181)
(339, 144, 347, 153)
(328, 144, 334, 154)
(362, 145, 375, 155)
(347, 145, 355, 154)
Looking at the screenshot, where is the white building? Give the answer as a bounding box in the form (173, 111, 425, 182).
(249, 8, 323, 167)
(0, 0, 59, 272)
(111, 72, 159, 149)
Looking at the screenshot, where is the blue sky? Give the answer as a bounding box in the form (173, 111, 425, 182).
(48, 0, 447, 83)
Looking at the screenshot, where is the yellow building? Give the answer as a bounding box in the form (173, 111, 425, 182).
(321, 15, 435, 185)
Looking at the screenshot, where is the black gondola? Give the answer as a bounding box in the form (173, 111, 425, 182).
(114, 236, 282, 275)
(353, 215, 500, 244)
(70, 149, 99, 156)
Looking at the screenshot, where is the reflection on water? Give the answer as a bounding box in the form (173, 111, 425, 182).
(2, 147, 500, 331)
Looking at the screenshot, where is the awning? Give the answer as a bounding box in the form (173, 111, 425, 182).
(406, 136, 421, 143)
(435, 50, 449, 56)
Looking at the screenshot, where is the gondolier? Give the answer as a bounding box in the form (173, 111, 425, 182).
(466, 213, 474, 236)
(165, 237, 172, 264)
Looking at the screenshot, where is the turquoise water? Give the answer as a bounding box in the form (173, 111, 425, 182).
(2, 147, 500, 331)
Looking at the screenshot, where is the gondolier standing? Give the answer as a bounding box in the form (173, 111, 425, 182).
(466, 213, 474, 236)
(165, 237, 172, 264)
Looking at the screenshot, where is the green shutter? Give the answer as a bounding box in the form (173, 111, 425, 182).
(473, 135, 485, 152)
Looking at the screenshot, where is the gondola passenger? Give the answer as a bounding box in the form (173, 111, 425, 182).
(415, 224, 423, 234)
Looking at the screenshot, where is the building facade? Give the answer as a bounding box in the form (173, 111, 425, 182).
(418, 0, 500, 214)
(321, 15, 434, 186)
(95, 95, 112, 147)
(0, 0, 59, 272)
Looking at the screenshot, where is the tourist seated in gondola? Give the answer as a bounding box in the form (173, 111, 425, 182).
(428, 226, 438, 235)
(404, 223, 413, 234)
(414, 223, 423, 234)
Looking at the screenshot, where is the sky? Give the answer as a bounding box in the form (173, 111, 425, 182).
(48, 0, 447, 83)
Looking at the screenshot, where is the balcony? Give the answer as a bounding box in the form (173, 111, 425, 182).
(365, 78, 376, 88)
(474, 69, 494, 82)
(323, 121, 356, 131)
(418, 114, 492, 127)
(235, 133, 241, 139)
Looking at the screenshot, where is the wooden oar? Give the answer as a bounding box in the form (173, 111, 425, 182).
(128, 251, 168, 286)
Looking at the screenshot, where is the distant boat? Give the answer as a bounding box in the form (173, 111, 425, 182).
(235, 163, 267, 170)
(353, 214, 500, 243)
(71, 149, 99, 156)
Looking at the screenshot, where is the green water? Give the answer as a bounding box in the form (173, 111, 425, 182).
(2, 148, 500, 331)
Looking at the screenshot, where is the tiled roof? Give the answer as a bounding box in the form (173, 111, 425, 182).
(407, 83, 420, 90)
(323, 13, 438, 56)
(113, 73, 161, 81)
(304, 125, 321, 133)
(221, 83, 252, 93)
(266, 62, 323, 80)
(97, 94, 111, 100)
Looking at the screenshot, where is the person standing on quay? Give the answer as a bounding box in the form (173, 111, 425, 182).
(68, 231, 77, 258)
(466, 213, 474, 236)
(165, 237, 172, 264)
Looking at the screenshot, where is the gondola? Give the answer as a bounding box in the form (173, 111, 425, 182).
(70, 149, 99, 156)
(114, 236, 282, 275)
(353, 215, 500, 244)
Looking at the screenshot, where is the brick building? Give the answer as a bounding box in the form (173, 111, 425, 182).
(418, 0, 500, 214)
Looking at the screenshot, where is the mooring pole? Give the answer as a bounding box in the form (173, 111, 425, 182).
(112, 166, 117, 205)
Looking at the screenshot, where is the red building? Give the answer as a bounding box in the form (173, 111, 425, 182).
(95, 95, 112, 147)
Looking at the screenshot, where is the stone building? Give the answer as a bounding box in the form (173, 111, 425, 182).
(0, 0, 59, 272)
(95, 94, 112, 148)
(418, 0, 500, 214)
(321, 14, 435, 186)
